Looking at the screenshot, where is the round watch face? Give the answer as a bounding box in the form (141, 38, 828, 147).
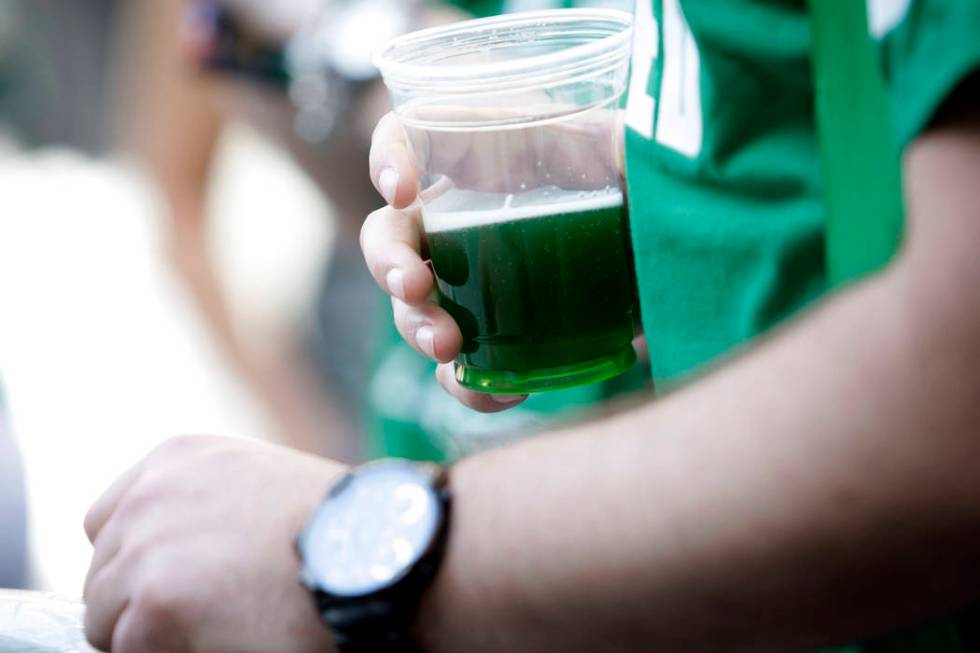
(300, 461, 441, 597)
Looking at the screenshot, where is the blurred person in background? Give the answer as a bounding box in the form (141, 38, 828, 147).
(119, 0, 647, 462)
(112, 0, 383, 457)
(0, 0, 642, 605)
(81, 0, 980, 652)
(114, 0, 466, 458)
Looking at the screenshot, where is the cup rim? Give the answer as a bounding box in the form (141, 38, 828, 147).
(373, 8, 633, 92)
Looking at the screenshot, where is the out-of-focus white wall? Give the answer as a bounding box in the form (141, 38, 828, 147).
(0, 122, 330, 596)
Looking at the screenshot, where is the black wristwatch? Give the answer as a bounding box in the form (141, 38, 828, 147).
(297, 460, 451, 653)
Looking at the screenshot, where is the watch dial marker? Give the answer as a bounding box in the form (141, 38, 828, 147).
(302, 462, 441, 597)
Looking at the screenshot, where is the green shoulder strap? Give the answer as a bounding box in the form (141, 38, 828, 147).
(808, 3, 964, 652)
(809, 0, 903, 288)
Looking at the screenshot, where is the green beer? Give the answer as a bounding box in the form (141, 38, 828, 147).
(376, 8, 635, 394)
(425, 187, 638, 393)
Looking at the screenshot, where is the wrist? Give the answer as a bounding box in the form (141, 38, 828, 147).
(412, 457, 513, 653)
(294, 461, 350, 653)
(297, 459, 451, 653)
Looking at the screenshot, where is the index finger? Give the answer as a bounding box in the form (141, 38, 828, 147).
(370, 112, 420, 209)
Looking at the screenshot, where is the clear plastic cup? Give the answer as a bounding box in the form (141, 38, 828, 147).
(0, 591, 96, 652)
(375, 9, 637, 394)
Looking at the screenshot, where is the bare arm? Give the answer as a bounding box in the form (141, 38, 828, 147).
(80, 109, 980, 653)
(413, 112, 980, 651)
(83, 44, 980, 653)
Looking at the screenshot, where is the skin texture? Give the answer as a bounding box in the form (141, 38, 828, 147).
(387, 100, 980, 653)
(83, 436, 343, 653)
(83, 94, 980, 651)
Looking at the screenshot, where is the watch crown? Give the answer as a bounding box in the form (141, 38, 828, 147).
(298, 566, 318, 591)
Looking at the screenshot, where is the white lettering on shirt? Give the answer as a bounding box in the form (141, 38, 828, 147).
(866, 0, 912, 39)
(654, 0, 703, 158)
(625, 0, 658, 140)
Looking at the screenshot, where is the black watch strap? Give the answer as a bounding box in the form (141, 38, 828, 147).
(317, 586, 430, 653)
(301, 462, 450, 653)
(316, 594, 423, 653)
(332, 628, 422, 653)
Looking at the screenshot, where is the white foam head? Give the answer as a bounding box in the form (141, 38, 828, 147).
(422, 186, 623, 232)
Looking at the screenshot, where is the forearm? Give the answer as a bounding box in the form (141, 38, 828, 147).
(417, 126, 980, 652)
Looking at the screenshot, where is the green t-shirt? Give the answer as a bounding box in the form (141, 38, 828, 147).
(624, 0, 980, 385)
(368, 0, 980, 646)
(623, 0, 980, 649)
(443, 0, 624, 17)
(365, 312, 651, 462)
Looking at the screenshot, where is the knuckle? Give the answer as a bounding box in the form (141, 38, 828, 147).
(84, 625, 109, 653)
(131, 578, 183, 629)
(82, 508, 100, 542)
(391, 297, 409, 321)
(83, 556, 114, 604)
(118, 472, 169, 517)
(370, 114, 388, 141)
(371, 114, 398, 155)
(118, 486, 154, 518)
(377, 111, 397, 135)
(151, 434, 196, 457)
(435, 364, 454, 390)
(393, 315, 414, 345)
(393, 302, 425, 335)
(82, 599, 102, 635)
(360, 208, 385, 250)
(117, 535, 154, 571)
(359, 216, 370, 250)
(149, 434, 222, 463)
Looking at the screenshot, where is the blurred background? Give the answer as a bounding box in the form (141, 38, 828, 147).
(0, 0, 396, 596)
(0, 0, 638, 603)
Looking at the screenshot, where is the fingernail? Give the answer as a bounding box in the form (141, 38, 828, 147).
(379, 168, 399, 205)
(491, 394, 527, 404)
(416, 325, 436, 358)
(386, 268, 405, 300)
